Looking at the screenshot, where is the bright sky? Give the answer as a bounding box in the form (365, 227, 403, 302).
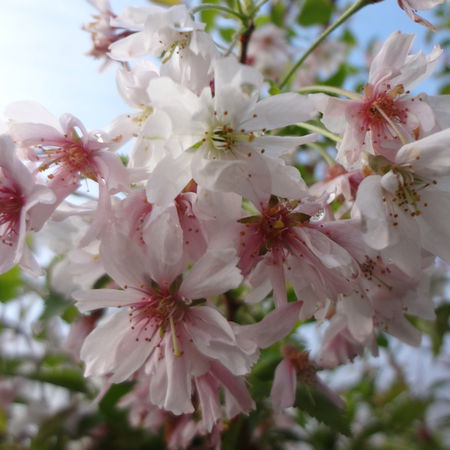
(0, 0, 442, 131)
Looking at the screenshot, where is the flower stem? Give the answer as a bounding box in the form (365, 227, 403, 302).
(279, 0, 374, 89)
(249, 0, 271, 16)
(308, 143, 335, 167)
(190, 4, 246, 21)
(297, 122, 342, 143)
(297, 85, 362, 100)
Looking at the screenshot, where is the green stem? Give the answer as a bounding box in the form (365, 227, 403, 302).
(297, 85, 362, 100)
(308, 142, 335, 167)
(190, 3, 246, 21)
(236, 0, 245, 16)
(249, 0, 271, 17)
(297, 122, 342, 143)
(279, 0, 374, 89)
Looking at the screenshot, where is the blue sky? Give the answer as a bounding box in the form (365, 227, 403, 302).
(0, 0, 444, 130)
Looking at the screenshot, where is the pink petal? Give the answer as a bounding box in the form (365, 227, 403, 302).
(270, 359, 297, 411)
(180, 249, 242, 299)
(238, 301, 301, 349)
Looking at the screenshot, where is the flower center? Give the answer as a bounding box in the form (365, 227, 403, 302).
(360, 84, 407, 138)
(161, 32, 191, 62)
(126, 282, 187, 355)
(0, 184, 23, 244)
(39, 142, 97, 181)
(239, 198, 308, 255)
(210, 124, 236, 154)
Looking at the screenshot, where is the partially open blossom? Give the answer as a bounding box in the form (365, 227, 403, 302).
(271, 346, 344, 411)
(83, 0, 134, 70)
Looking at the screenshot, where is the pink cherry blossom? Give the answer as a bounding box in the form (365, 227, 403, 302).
(73, 227, 252, 415)
(315, 31, 443, 168)
(7, 102, 130, 243)
(237, 195, 359, 310)
(0, 135, 55, 275)
(355, 129, 450, 273)
(83, 0, 134, 70)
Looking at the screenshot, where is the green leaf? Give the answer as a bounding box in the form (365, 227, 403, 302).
(320, 63, 353, 88)
(201, 9, 218, 32)
(440, 84, 450, 95)
(61, 305, 80, 324)
(151, 0, 180, 5)
(99, 382, 135, 414)
(219, 27, 235, 43)
(0, 266, 21, 303)
(200, 0, 219, 32)
(297, 0, 333, 26)
(388, 397, 429, 430)
(376, 332, 389, 348)
(268, 79, 281, 95)
(0, 356, 22, 376)
(270, 1, 285, 27)
(40, 291, 70, 321)
(295, 383, 351, 436)
(26, 368, 89, 393)
(340, 29, 356, 46)
(30, 407, 74, 450)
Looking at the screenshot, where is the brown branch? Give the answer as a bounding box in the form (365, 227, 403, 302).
(239, 22, 255, 64)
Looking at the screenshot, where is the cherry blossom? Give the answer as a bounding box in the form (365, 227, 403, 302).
(7, 102, 129, 243)
(145, 57, 317, 206)
(355, 129, 450, 274)
(73, 226, 252, 415)
(314, 31, 444, 167)
(0, 135, 55, 275)
(237, 195, 360, 310)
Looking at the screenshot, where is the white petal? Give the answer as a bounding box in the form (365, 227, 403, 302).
(396, 129, 450, 177)
(144, 204, 185, 284)
(243, 93, 317, 131)
(192, 149, 272, 206)
(73, 288, 144, 313)
(355, 175, 396, 250)
(100, 230, 148, 289)
(146, 152, 192, 206)
(163, 341, 194, 414)
(369, 32, 414, 86)
(180, 249, 242, 299)
(251, 134, 316, 158)
(108, 31, 150, 61)
(5, 101, 60, 129)
(80, 310, 131, 377)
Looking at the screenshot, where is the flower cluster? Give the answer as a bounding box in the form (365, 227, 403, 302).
(2, 0, 449, 446)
